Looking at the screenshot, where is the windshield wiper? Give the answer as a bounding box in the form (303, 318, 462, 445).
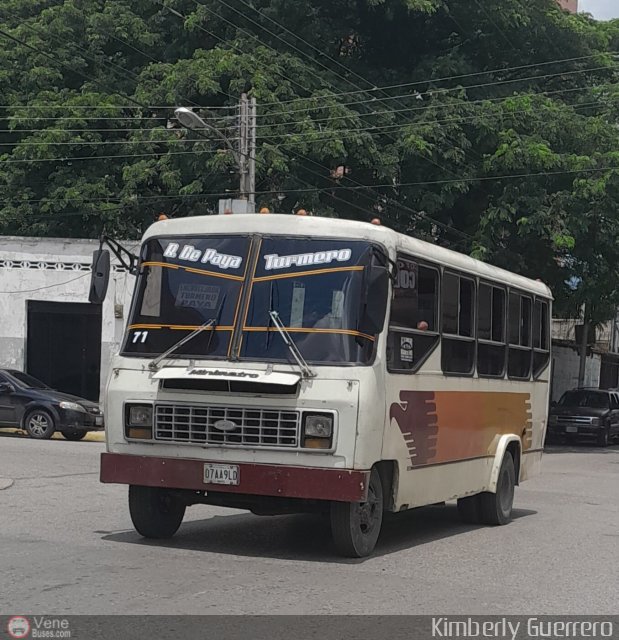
(149, 318, 216, 371)
(269, 310, 316, 379)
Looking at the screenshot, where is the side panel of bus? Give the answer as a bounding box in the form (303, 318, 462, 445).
(379, 251, 551, 510)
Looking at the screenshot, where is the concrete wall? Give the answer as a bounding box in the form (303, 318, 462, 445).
(0, 236, 136, 401)
(551, 343, 600, 402)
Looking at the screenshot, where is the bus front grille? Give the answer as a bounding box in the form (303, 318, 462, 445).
(154, 403, 300, 448)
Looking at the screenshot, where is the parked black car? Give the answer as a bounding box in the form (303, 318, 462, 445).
(547, 388, 619, 447)
(0, 369, 103, 440)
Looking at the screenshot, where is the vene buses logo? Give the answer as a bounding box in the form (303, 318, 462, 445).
(7, 617, 30, 639)
(6, 616, 71, 639)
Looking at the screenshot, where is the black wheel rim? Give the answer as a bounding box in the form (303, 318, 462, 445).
(498, 466, 514, 514)
(355, 482, 380, 536)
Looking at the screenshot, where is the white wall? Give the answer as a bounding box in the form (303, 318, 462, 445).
(551, 344, 601, 402)
(0, 236, 136, 400)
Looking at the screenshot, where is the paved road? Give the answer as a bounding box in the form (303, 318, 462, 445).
(0, 432, 617, 615)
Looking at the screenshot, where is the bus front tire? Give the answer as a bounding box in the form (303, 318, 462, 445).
(128, 485, 186, 539)
(330, 467, 383, 558)
(478, 452, 516, 526)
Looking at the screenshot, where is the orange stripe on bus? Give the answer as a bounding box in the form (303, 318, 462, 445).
(141, 261, 244, 281)
(242, 326, 375, 342)
(128, 324, 234, 331)
(253, 265, 364, 282)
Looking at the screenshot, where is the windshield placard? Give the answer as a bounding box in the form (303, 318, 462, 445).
(175, 284, 221, 310)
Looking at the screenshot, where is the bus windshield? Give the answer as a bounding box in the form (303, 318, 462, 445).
(123, 235, 381, 365)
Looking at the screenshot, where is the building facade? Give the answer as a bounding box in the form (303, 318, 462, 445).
(557, 0, 578, 13)
(0, 236, 135, 401)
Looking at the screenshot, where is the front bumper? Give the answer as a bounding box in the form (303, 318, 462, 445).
(547, 423, 603, 437)
(58, 409, 104, 431)
(100, 452, 369, 502)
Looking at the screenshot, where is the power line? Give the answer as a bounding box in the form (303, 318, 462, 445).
(99, 30, 240, 105)
(256, 64, 617, 120)
(4, 82, 603, 135)
(4, 116, 168, 121)
(0, 149, 218, 163)
(0, 27, 147, 110)
(205, 0, 469, 182)
(0, 272, 90, 294)
(282, 147, 475, 243)
(0, 105, 232, 110)
(0, 137, 239, 146)
(2, 165, 617, 203)
(258, 54, 615, 107)
(0, 128, 180, 133)
(254, 101, 607, 143)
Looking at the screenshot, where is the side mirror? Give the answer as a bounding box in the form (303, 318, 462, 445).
(359, 265, 390, 335)
(0, 382, 14, 393)
(89, 249, 111, 304)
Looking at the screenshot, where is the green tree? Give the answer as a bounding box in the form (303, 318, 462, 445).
(0, 0, 618, 321)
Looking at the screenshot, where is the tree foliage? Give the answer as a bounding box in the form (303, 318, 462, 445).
(0, 0, 618, 319)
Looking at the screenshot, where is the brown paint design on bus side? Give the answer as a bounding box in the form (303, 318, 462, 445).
(389, 391, 533, 467)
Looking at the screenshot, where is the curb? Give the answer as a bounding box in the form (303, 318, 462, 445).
(0, 427, 105, 443)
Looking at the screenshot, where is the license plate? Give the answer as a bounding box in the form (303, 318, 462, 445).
(565, 426, 578, 433)
(95, 417, 103, 426)
(204, 463, 240, 486)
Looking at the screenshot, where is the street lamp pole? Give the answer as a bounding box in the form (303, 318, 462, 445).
(174, 94, 256, 211)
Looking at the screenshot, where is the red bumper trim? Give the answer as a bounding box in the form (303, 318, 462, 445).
(100, 452, 369, 502)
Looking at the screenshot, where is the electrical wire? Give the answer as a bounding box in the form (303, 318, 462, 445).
(0, 27, 146, 110)
(0, 138, 240, 146)
(255, 64, 617, 120)
(254, 100, 607, 143)
(0, 149, 218, 163)
(1, 165, 617, 204)
(254, 84, 614, 130)
(0, 271, 90, 294)
(257, 54, 613, 106)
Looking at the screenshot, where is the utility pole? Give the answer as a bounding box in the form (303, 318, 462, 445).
(248, 96, 257, 212)
(577, 303, 588, 387)
(238, 93, 249, 203)
(175, 94, 257, 213)
(238, 93, 257, 211)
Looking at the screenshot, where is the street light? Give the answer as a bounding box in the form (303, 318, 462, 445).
(174, 107, 240, 165)
(174, 101, 256, 213)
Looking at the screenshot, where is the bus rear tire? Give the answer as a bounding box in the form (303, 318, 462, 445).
(478, 452, 516, 526)
(330, 467, 383, 558)
(128, 485, 186, 539)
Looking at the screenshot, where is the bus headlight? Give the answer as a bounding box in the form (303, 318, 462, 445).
(125, 404, 153, 439)
(303, 413, 333, 449)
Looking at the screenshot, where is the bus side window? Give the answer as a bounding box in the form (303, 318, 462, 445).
(387, 257, 440, 372)
(477, 283, 507, 377)
(532, 299, 550, 378)
(441, 272, 476, 375)
(508, 292, 533, 379)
